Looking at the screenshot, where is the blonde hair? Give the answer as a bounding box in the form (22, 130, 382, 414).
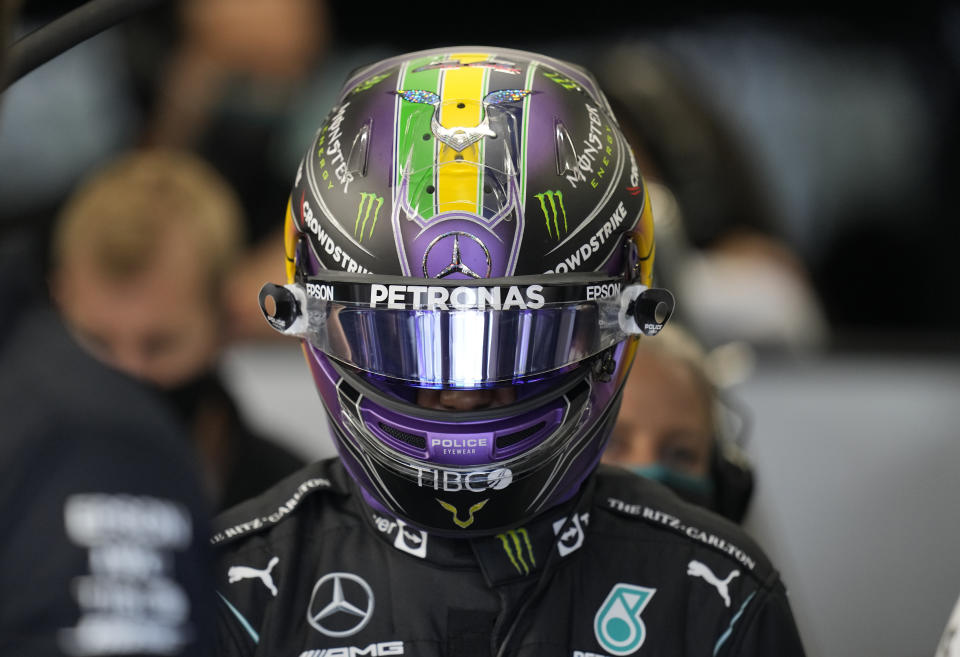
(635, 324, 707, 371)
(629, 324, 716, 423)
(52, 148, 244, 292)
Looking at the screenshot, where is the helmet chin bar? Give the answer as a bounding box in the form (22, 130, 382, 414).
(328, 365, 606, 536)
(258, 282, 308, 334)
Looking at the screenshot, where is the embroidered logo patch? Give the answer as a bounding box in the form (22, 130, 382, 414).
(594, 583, 655, 655)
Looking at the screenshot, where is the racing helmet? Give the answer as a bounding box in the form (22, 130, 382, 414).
(260, 46, 674, 536)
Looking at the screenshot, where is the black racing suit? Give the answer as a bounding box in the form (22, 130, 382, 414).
(213, 458, 806, 657)
(0, 240, 215, 656)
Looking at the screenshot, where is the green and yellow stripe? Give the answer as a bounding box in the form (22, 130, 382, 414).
(436, 51, 489, 214)
(396, 51, 497, 220)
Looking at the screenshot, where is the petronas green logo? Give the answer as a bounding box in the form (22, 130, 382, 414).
(535, 190, 568, 239)
(594, 583, 656, 655)
(355, 192, 383, 242)
(496, 528, 536, 575)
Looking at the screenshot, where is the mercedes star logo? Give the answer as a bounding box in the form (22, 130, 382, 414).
(422, 231, 492, 279)
(306, 572, 374, 637)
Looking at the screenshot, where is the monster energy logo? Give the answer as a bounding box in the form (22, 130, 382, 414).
(355, 192, 383, 242)
(535, 190, 568, 239)
(496, 528, 536, 575)
(351, 72, 391, 95)
(543, 70, 582, 92)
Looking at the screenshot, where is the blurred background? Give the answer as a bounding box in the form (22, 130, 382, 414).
(3, 1, 959, 655)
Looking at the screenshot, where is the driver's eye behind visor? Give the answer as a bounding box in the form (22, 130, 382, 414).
(319, 303, 601, 388)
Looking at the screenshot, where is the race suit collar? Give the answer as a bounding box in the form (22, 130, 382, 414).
(355, 474, 598, 586)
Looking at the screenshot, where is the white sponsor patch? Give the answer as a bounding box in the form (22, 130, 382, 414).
(586, 282, 621, 300)
(393, 519, 428, 559)
(687, 560, 739, 608)
(564, 103, 604, 188)
(210, 478, 331, 545)
(302, 200, 370, 274)
(59, 494, 193, 656)
(324, 102, 355, 193)
(306, 282, 335, 300)
(372, 513, 428, 559)
(369, 284, 545, 310)
(299, 640, 404, 657)
(606, 497, 757, 571)
(413, 466, 513, 492)
(228, 556, 280, 597)
(553, 512, 589, 557)
(546, 201, 628, 274)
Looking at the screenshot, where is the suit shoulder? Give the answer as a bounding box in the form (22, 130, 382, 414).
(210, 457, 351, 549)
(592, 465, 780, 586)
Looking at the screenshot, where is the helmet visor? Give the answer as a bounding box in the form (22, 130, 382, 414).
(260, 273, 673, 388)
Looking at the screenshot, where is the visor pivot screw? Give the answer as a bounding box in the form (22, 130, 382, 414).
(259, 283, 301, 333)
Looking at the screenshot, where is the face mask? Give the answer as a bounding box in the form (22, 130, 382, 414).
(629, 464, 716, 511)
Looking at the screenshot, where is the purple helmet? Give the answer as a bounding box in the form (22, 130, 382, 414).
(260, 46, 674, 536)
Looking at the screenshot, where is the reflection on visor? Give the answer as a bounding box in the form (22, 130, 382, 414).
(259, 274, 674, 387)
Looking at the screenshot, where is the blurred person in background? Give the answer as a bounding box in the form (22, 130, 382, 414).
(141, 0, 331, 342)
(593, 43, 830, 355)
(48, 148, 306, 511)
(0, 4, 215, 655)
(0, 0, 331, 346)
(603, 323, 755, 523)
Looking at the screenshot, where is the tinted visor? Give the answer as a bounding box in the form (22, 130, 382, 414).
(260, 273, 673, 388)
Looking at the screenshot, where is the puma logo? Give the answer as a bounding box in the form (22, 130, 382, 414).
(687, 560, 740, 608)
(228, 556, 280, 597)
(436, 498, 488, 528)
